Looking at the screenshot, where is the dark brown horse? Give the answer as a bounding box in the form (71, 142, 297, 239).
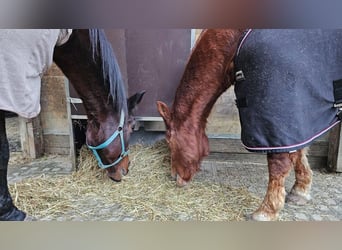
(0, 29, 144, 220)
(157, 29, 341, 221)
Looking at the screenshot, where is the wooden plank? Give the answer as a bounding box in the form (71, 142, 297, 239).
(140, 121, 166, 131)
(39, 68, 75, 170)
(209, 137, 246, 154)
(43, 134, 71, 155)
(19, 117, 43, 159)
(206, 152, 266, 165)
(40, 76, 70, 135)
(64, 79, 76, 169)
(31, 117, 44, 157)
(208, 136, 328, 157)
(43, 147, 70, 155)
(43, 134, 70, 148)
(307, 140, 329, 157)
(206, 152, 327, 171)
(327, 123, 342, 172)
(208, 135, 330, 170)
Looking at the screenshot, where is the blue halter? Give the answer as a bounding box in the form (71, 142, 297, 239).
(87, 109, 129, 169)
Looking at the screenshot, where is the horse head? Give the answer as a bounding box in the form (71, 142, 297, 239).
(53, 29, 145, 181)
(156, 29, 243, 187)
(86, 91, 145, 181)
(157, 101, 209, 186)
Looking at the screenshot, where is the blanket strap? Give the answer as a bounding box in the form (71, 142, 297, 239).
(333, 79, 342, 120)
(333, 79, 342, 107)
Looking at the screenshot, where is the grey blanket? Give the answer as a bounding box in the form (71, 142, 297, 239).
(234, 29, 342, 153)
(0, 29, 72, 118)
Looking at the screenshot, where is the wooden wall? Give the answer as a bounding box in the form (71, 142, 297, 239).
(20, 64, 75, 168)
(40, 64, 74, 157)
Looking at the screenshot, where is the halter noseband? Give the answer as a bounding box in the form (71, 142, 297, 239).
(87, 109, 129, 169)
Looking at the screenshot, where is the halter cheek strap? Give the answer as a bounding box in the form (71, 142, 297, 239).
(87, 109, 129, 169)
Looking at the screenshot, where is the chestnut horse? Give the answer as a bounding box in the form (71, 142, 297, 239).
(0, 29, 144, 220)
(157, 29, 342, 221)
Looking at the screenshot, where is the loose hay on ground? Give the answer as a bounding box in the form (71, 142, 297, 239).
(9, 140, 261, 221)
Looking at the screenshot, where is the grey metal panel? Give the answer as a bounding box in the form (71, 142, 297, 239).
(125, 29, 191, 117)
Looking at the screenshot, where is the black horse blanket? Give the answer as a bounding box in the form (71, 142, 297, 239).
(234, 29, 342, 153)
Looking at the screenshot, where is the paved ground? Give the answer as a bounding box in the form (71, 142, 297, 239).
(201, 156, 342, 221)
(6, 117, 342, 221)
(6, 116, 73, 184)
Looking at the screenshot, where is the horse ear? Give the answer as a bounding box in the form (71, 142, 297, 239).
(127, 90, 146, 114)
(156, 101, 171, 128)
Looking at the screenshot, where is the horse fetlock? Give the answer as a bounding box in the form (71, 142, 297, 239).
(251, 194, 284, 221)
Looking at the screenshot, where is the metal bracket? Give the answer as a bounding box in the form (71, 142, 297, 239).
(235, 70, 245, 82)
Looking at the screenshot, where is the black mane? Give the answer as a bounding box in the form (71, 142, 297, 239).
(88, 29, 127, 114)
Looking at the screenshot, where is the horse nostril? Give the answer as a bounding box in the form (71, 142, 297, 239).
(121, 167, 129, 176)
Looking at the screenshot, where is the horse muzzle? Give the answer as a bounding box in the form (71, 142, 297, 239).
(176, 175, 189, 187)
(107, 160, 130, 182)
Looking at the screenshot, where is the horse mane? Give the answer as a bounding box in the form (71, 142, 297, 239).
(88, 29, 127, 114)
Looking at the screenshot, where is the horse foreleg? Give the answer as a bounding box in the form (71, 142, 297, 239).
(0, 111, 26, 221)
(286, 148, 312, 205)
(250, 152, 292, 221)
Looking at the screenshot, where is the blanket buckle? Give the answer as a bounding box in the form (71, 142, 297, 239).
(235, 70, 245, 82)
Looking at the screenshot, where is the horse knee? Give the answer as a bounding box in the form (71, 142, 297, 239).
(267, 152, 293, 179)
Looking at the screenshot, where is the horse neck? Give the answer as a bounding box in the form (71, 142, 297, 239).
(172, 29, 244, 128)
(76, 80, 115, 120)
(53, 30, 118, 123)
(59, 62, 114, 122)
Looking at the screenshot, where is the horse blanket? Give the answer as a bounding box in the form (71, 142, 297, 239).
(0, 29, 72, 118)
(234, 29, 342, 153)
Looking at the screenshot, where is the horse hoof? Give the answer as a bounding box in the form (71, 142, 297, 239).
(246, 212, 277, 221)
(286, 193, 311, 205)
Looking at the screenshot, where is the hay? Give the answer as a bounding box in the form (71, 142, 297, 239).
(8, 140, 261, 221)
